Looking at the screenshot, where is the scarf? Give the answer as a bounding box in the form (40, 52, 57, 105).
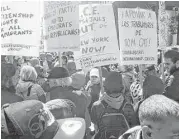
(101, 93, 124, 109)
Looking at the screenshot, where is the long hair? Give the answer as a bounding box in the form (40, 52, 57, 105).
(20, 65, 37, 82)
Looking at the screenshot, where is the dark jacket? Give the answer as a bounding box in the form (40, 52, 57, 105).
(49, 86, 88, 119)
(86, 81, 101, 110)
(119, 126, 142, 139)
(1, 89, 23, 106)
(164, 68, 179, 103)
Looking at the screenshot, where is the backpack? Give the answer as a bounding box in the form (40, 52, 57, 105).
(20, 85, 35, 100)
(95, 100, 134, 139)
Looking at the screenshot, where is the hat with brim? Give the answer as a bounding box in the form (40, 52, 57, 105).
(48, 67, 69, 79)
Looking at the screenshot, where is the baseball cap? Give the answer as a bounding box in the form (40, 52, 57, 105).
(90, 68, 99, 78)
(1, 100, 86, 139)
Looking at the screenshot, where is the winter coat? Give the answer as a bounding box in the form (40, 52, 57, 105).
(49, 86, 88, 122)
(164, 68, 179, 103)
(16, 80, 46, 103)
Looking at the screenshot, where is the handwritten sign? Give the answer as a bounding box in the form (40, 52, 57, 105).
(1, 1, 40, 56)
(43, 1, 80, 52)
(76, 4, 120, 70)
(118, 8, 157, 65)
(158, 1, 168, 49)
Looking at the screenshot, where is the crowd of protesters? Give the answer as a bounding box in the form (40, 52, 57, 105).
(1, 47, 179, 139)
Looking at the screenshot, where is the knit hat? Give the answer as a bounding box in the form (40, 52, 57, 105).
(71, 72, 86, 89)
(48, 67, 69, 79)
(90, 68, 99, 78)
(104, 71, 124, 92)
(1, 100, 85, 139)
(143, 75, 164, 99)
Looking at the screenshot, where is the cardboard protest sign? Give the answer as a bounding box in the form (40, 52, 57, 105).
(43, 1, 80, 52)
(76, 4, 120, 70)
(118, 8, 157, 65)
(1, 1, 40, 56)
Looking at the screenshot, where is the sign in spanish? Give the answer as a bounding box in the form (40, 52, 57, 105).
(43, 1, 80, 52)
(118, 8, 157, 65)
(75, 4, 120, 70)
(1, 1, 40, 56)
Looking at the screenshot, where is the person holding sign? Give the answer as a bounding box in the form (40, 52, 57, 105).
(85, 68, 102, 112)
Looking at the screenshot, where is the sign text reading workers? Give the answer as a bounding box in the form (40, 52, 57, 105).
(118, 8, 157, 65)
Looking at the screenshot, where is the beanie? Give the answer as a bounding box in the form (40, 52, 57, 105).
(143, 75, 164, 99)
(104, 71, 124, 92)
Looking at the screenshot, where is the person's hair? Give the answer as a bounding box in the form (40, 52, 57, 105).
(29, 58, 40, 67)
(46, 99, 76, 119)
(139, 95, 179, 123)
(20, 65, 37, 82)
(164, 50, 179, 63)
(49, 77, 72, 88)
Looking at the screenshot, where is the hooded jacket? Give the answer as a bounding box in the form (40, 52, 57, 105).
(16, 80, 46, 103)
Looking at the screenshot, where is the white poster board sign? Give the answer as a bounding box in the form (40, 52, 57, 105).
(76, 4, 120, 70)
(43, 1, 80, 52)
(118, 8, 157, 65)
(1, 1, 40, 56)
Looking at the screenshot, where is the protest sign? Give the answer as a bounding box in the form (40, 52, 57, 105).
(118, 8, 157, 65)
(1, 1, 40, 56)
(76, 4, 120, 70)
(43, 1, 80, 52)
(158, 1, 168, 49)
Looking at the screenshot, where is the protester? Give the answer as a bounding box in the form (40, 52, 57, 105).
(40, 53, 49, 72)
(119, 95, 179, 139)
(2, 62, 16, 92)
(16, 65, 46, 103)
(86, 68, 102, 112)
(1, 100, 86, 139)
(131, 75, 165, 124)
(67, 61, 77, 75)
(48, 67, 89, 125)
(70, 71, 92, 129)
(144, 64, 159, 77)
(34, 65, 47, 86)
(46, 53, 54, 70)
(164, 50, 179, 102)
(91, 71, 137, 139)
(29, 57, 40, 67)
